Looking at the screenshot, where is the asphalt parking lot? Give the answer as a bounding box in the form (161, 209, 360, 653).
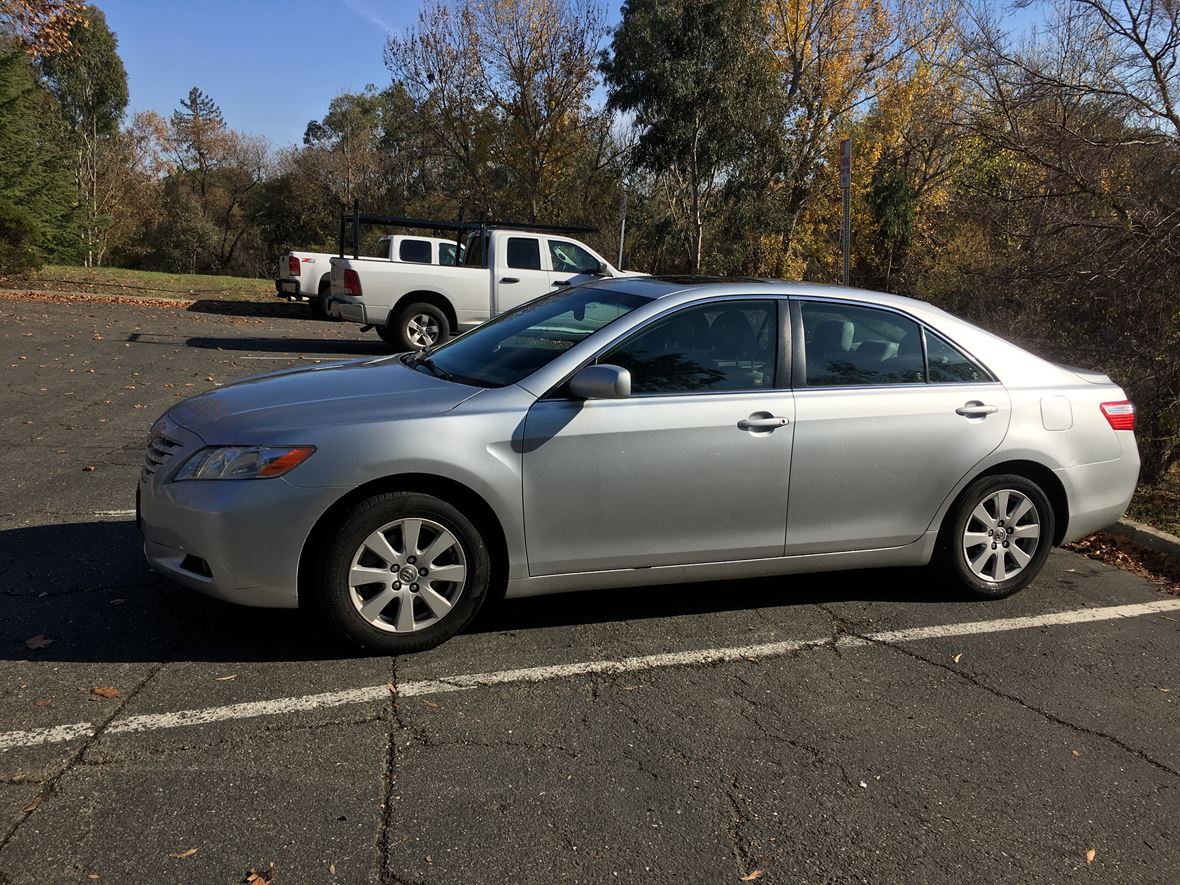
(0, 296, 1177, 884)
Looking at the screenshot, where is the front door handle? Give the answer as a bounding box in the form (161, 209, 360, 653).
(552, 279, 572, 287)
(500, 277, 519, 284)
(737, 415, 789, 430)
(956, 402, 999, 417)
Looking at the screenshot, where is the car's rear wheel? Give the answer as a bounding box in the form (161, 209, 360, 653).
(935, 473, 1055, 600)
(380, 302, 449, 351)
(311, 492, 490, 653)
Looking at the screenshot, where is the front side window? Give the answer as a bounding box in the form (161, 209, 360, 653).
(399, 239, 432, 263)
(925, 330, 991, 382)
(548, 240, 599, 274)
(506, 237, 542, 270)
(439, 242, 461, 266)
(422, 288, 650, 388)
(800, 301, 924, 386)
(602, 301, 778, 395)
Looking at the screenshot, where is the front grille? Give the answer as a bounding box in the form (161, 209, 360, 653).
(142, 433, 182, 481)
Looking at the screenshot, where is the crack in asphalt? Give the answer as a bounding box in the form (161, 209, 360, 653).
(377, 657, 400, 885)
(0, 661, 166, 854)
(880, 638, 1180, 780)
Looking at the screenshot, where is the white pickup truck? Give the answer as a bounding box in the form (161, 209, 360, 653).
(276, 235, 462, 318)
(328, 227, 637, 350)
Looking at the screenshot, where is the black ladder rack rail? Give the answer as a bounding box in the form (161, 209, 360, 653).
(336, 205, 598, 262)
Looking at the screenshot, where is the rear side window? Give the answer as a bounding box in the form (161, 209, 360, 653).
(506, 237, 542, 270)
(439, 242, 460, 266)
(399, 239, 432, 263)
(926, 330, 991, 382)
(800, 301, 924, 386)
(602, 301, 778, 395)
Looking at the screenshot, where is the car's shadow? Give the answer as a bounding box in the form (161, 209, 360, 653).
(184, 299, 330, 320)
(0, 520, 956, 665)
(183, 336, 390, 356)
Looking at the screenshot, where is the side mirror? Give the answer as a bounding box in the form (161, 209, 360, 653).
(594, 260, 609, 276)
(569, 364, 631, 400)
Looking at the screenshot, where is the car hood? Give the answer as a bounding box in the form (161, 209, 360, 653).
(166, 355, 480, 443)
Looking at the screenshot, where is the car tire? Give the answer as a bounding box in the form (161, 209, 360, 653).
(935, 473, 1056, 600)
(310, 492, 491, 653)
(381, 302, 449, 351)
(309, 281, 330, 320)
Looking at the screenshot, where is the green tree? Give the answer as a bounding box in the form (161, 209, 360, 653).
(39, 4, 129, 265)
(602, 0, 773, 272)
(0, 40, 76, 268)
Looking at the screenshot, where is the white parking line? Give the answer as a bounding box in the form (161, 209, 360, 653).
(93, 509, 136, 517)
(4, 599, 1178, 752)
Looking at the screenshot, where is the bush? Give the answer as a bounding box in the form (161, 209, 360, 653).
(0, 199, 41, 275)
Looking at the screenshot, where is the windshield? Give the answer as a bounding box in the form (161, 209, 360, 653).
(419, 288, 651, 388)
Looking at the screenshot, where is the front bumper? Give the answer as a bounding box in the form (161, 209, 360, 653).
(139, 447, 337, 609)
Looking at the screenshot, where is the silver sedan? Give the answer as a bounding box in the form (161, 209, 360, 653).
(138, 279, 1140, 652)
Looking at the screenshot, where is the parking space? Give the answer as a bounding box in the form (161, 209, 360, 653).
(1, 298, 1177, 884)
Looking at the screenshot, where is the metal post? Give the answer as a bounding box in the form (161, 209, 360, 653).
(840, 138, 851, 286)
(617, 191, 628, 269)
(338, 209, 345, 258)
(352, 199, 360, 259)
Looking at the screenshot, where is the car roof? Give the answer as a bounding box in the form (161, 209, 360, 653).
(596, 275, 944, 318)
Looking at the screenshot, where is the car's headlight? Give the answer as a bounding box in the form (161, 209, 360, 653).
(173, 446, 315, 481)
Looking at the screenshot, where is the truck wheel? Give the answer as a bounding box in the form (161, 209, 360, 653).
(309, 491, 491, 653)
(383, 302, 449, 351)
(309, 281, 330, 320)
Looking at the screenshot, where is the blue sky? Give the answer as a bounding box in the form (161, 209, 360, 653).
(97, 1, 1038, 149)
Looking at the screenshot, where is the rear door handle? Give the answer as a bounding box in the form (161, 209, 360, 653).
(500, 277, 519, 284)
(737, 415, 789, 430)
(956, 402, 998, 417)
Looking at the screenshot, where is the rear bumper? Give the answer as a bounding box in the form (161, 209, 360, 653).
(139, 472, 337, 609)
(1055, 433, 1141, 543)
(328, 297, 367, 324)
(275, 278, 302, 300)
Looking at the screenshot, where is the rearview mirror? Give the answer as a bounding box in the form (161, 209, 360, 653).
(569, 364, 631, 400)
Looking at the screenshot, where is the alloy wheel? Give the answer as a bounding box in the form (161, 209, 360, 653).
(347, 517, 467, 632)
(406, 313, 440, 348)
(961, 489, 1041, 583)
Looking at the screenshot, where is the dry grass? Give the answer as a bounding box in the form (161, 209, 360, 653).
(1, 265, 272, 302)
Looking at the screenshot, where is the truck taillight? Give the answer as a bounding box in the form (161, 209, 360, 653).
(344, 269, 362, 296)
(287, 256, 300, 277)
(1100, 401, 1135, 431)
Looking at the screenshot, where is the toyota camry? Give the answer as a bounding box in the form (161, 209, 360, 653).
(138, 278, 1140, 652)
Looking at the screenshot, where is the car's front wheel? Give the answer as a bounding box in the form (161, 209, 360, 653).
(936, 473, 1055, 600)
(311, 492, 490, 653)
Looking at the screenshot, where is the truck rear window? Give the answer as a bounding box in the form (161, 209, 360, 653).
(399, 239, 432, 264)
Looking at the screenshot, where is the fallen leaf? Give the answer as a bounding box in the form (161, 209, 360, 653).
(1086, 848, 1096, 864)
(87, 873, 100, 880)
(170, 848, 198, 859)
(216, 674, 237, 681)
(1072, 749, 1082, 758)
(421, 698, 439, 709)
(24, 635, 52, 650)
(741, 872, 764, 881)
(22, 796, 42, 813)
(329, 863, 337, 875)
(953, 653, 963, 663)
(82, 466, 96, 472)
(34, 698, 52, 707)
(109, 598, 127, 606)
(425, 854, 433, 864)
(387, 682, 396, 694)
(91, 686, 121, 699)
(244, 861, 276, 882)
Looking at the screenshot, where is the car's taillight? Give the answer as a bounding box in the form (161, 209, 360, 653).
(287, 256, 300, 277)
(1100, 401, 1135, 431)
(343, 269, 362, 297)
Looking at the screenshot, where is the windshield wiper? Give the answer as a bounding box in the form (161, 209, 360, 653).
(412, 352, 453, 381)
